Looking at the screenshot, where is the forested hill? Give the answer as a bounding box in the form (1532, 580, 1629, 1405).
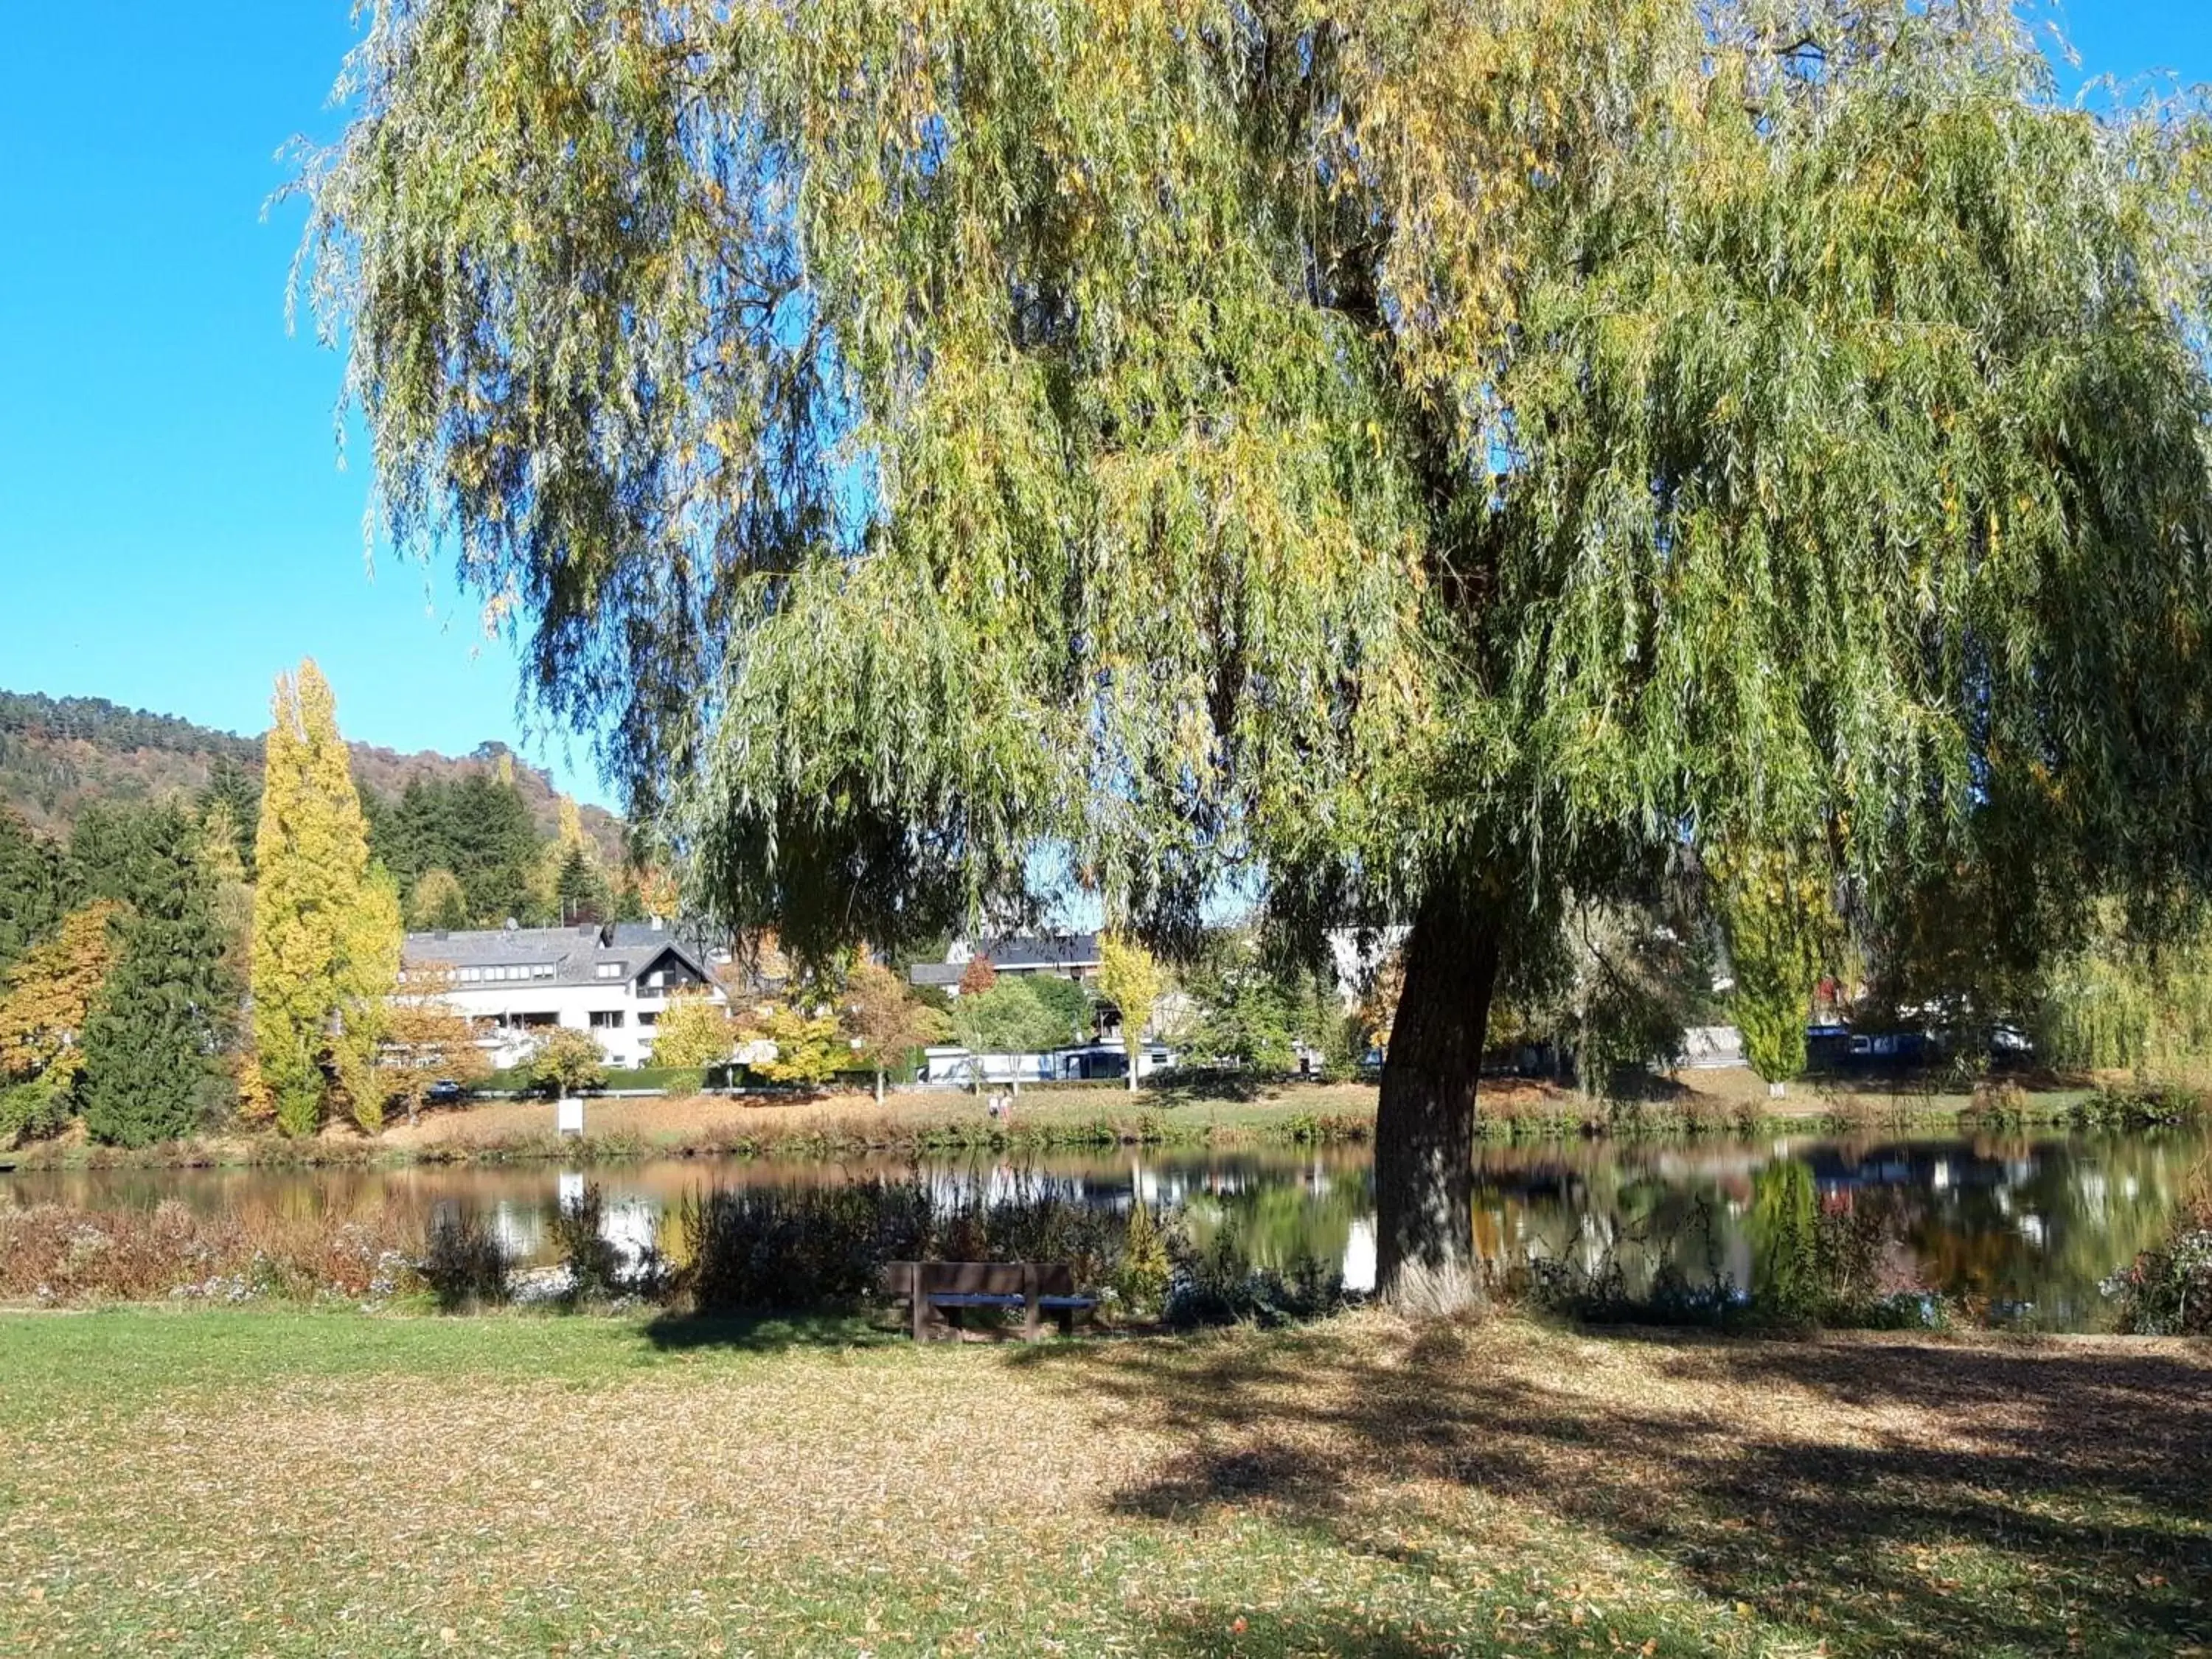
(0, 689, 624, 860)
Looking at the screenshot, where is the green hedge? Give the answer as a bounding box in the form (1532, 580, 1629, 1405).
(612, 1067, 712, 1093)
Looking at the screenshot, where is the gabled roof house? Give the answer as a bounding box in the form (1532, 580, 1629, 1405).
(400, 920, 725, 1068)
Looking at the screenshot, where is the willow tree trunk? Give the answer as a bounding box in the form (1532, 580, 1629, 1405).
(1374, 878, 1502, 1313)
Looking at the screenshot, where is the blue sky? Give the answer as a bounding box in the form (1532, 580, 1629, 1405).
(1, 4, 2207, 811)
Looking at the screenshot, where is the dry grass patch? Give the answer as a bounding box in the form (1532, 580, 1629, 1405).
(1, 1309, 2205, 1656)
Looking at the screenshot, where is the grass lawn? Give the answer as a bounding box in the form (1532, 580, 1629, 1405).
(1, 1309, 2205, 1657)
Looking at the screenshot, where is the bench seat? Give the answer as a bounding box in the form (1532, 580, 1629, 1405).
(883, 1261, 1099, 1340)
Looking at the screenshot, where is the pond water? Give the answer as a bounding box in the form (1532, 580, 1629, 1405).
(7, 1126, 2204, 1330)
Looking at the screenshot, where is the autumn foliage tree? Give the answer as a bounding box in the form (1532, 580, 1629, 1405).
(842, 961, 949, 1103)
(374, 961, 490, 1126)
(0, 901, 119, 1143)
(650, 990, 739, 1069)
(740, 1004, 845, 1087)
(525, 1026, 608, 1099)
(251, 662, 403, 1135)
(406, 867, 469, 931)
(305, 0, 2212, 1303)
(1096, 933, 1164, 1093)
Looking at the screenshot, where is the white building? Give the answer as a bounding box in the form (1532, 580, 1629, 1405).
(399, 921, 726, 1069)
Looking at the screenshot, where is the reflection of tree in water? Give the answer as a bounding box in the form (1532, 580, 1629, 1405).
(1465, 1132, 2209, 1327)
(13, 1130, 2205, 1329)
(1855, 1133, 2203, 1326)
(1180, 1162, 1371, 1276)
(1474, 1153, 1748, 1303)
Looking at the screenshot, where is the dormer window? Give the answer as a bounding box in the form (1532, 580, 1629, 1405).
(597, 961, 626, 979)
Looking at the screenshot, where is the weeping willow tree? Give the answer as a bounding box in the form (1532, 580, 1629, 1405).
(298, 0, 2212, 1307)
(2033, 901, 2212, 1074)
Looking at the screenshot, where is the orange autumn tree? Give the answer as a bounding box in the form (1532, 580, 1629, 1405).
(842, 961, 949, 1104)
(375, 961, 490, 1126)
(0, 901, 122, 1141)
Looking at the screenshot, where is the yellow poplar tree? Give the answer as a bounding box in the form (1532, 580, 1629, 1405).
(251, 661, 403, 1136)
(406, 867, 468, 931)
(1096, 933, 1164, 1094)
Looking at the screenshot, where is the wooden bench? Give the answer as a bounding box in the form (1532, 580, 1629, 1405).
(879, 1261, 1099, 1341)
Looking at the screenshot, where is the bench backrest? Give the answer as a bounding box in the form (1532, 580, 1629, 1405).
(880, 1261, 1077, 1298)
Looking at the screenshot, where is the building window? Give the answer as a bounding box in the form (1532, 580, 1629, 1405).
(589, 1010, 625, 1029)
(597, 962, 626, 980)
(638, 1012, 660, 1027)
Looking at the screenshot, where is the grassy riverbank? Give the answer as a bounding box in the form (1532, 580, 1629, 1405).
(0, 1307, 2203, 1657)
(1, 1071, 2190, 1173)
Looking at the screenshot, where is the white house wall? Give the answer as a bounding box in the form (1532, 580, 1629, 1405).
(433, 981, 727, 1070)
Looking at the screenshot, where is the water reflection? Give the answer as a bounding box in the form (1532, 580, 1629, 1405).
(4, 1128, 2202, 1331)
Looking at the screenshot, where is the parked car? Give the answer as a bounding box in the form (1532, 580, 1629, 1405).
(424, 1079, 465, 1106)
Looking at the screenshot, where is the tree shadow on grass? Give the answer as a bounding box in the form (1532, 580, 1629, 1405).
(636, 1308, 903, 1352)
(1009, 1320, 2212, 1657)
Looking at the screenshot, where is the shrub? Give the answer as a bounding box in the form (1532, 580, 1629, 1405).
(2070, 1083, 2205, 1131)
(420, 1211, 510, 1310)
(2107, 1168, 2212, 1335)
(684, 1180, 933, 1312)
(1114, 1202, 1172, 1316)
(548, 1183, 626, 1304)
(614, 1066, 712, 1094)
(0, 1200, 415, 1304)
(1518, 1181, 1935, 1331)
(0, 1077, 72, 1145)
(681, 1178, 1125, 1315)
(2107, 1228, 2212, 1335)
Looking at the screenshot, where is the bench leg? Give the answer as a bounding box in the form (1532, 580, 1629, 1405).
(1057, 1307, 1075, 1338)
(911, 1293, 928, 1343)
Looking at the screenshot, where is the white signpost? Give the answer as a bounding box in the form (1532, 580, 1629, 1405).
(556, 1096, 585, 1137)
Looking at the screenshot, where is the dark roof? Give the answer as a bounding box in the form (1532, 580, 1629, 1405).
(402, 922, 712, 991)
(980, 933, 1102, 970)
(906, 933, 1103, 990)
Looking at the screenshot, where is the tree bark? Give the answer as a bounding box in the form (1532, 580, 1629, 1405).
(1374, 874, 1503, 1314)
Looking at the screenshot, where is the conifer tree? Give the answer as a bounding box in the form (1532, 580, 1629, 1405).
(74, 805, 240, 1147)
(0, 808, 67, 973)
(196, 757, 262, 878)
(251, 661, 402, 1136)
